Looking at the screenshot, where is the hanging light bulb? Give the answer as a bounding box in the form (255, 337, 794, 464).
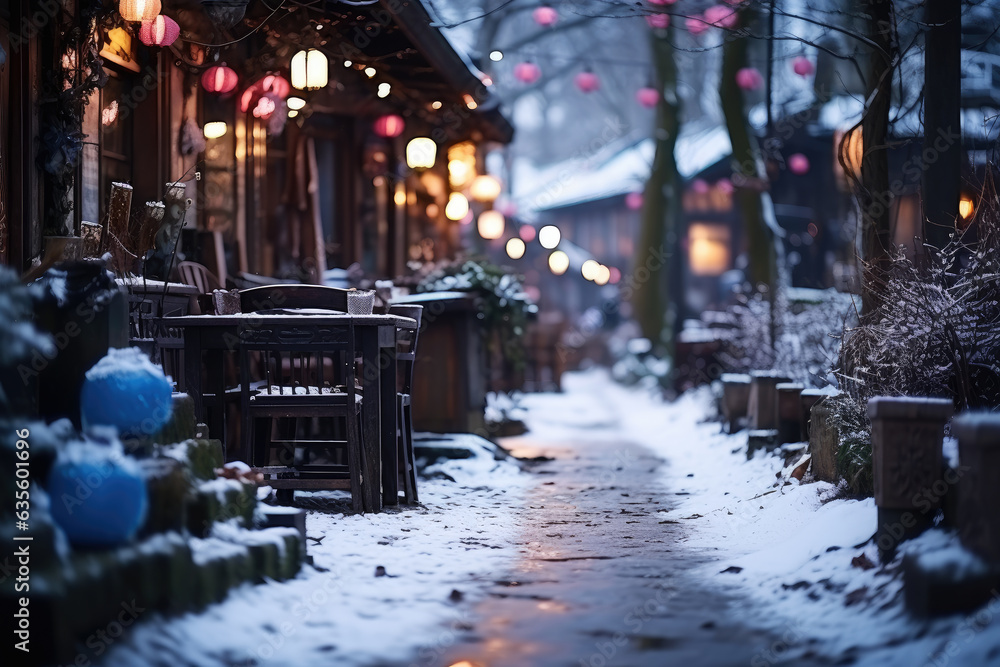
(470, 175, 502, 202)
(291, 49, 328, 91)
(203, 121, 228, 139)
(506, 238, 526, 260)
(548, 250, 569, 275)
(538, 225, 561, 249)
(377, 82, 391, 98)
(119, 0, 161, 22)
(581, 259, 601, 281)
(477, 210, 505, 240)
(286, 96, 306, 111)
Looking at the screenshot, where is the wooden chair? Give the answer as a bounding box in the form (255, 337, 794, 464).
(389, 304, 423, 504)
(239, 286, 365, 510)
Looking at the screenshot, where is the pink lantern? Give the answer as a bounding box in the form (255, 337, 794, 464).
(498, 200, 519, 217)
(647, 0, 678, 4)
(692, 178, 710, 194)
(704, 5, 738, 29)
(201, 65, 238, 94)
(788, 153, 810, 175)
(575, 71, 600, 93)
(625, 191, 644, 210)
(533, 6, 558, 27)
(260, 74, 291, 98)
(514, 62, 542, 84)
(716, 178, 734, 194)
(735, 67, 763, 91)
(373, 114, 405, 138)
(645, 13, 670, 29)
(519, 225, 536, 242)
(686, 16, 709, 36)
(792, 56, 814, 77)
(636, 86, 659, 108)
(139, 14, 180, 46)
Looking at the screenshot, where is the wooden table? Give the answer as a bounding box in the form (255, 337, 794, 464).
(164, 312, 415, 512)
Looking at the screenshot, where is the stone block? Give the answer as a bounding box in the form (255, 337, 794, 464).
(139, 457, 190, 536)
(153, 393, 197, 445)
(720, 373, 751, 433)
(258, 505, 308, 554)
(809, 398, 840, 484)
(776, 382, 804, 444)
(747, 371, 792, 430)
(903, 543, 1000, 617)
(954, 413, 1000, 564)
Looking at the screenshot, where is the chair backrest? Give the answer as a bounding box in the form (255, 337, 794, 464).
(177, 261, 223, 294)
(238, 320, 356, 400)
(240, 284, 351, 313)
(389, 304, 423, 395)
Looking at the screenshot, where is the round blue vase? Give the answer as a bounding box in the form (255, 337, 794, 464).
(47, 444, 148, 547)
(80, 347, 173, 438)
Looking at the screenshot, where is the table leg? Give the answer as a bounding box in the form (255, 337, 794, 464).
(379, 325, 399, 506)
(360, 327, 383, 513)
(183, 328, 204, 423)
(205, 348, 226, 453)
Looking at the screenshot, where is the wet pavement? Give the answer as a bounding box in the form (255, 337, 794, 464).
(422, 435, 834, 667)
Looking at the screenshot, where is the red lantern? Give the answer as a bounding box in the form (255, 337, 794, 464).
(704, 5, 738, 29)
(260, 74, 291, 99)
(788, 153, 810, 175)
(514, 62, 541, 84)
(625, 191, 644, 210)
(735, 67, 763, 90)
(792, 56, 814, 77)
(139, 14, 179, 46)
(636, 87, 659, 108)
(686, 16, 709, 35)
(201, 65, 238, 94)
(575, 71, 600, 93)
(373, 114, 405, 138)
(645, 13, 670, 29)
(533, 6, 558, 27)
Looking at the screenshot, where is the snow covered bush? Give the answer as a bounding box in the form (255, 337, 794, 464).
(0, 266, 55, 412)
(832, 216, 1000, 494)
(719, 286, 856, 386)
(609, 337, 672, 390)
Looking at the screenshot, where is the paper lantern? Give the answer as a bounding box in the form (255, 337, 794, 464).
(119, 0, 161, 22)
(539, 225, 561, 249)
(575, 71, 600, 93)
(445, 193, 470, 221)
(704, 5, 738, 29)
(506, 238, 526, 260)
(48, 442, 148, 548)
(201, 65, 238, 94)
(477, 210, 505, 240)
(581, 259, 601, 281)
(792, 56, 814, 77)
(625, 191, 644, 210)
(514, 62, 542, 84)
(406, 137, 437, 169)
(139, 14, 179, 46)
(646, 13, 670, 29)
(373, 114, 405, 138)
(291, 49, 328, 91)
(686, 16, 709, 35)
(636, 87, 659, 108)
(471, 175, 502, 202)
(533, 6, 558, 27)
(548, 250, 569, 275)
(519, 225, 536, 242)
(788, 153, 810, 175)
(260, 74, 291, 98)
(80, 348, 173, 438)
(735, 67, 763, 90)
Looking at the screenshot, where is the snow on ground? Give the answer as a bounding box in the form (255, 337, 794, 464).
(519, 369, 1000, 667)
(100, 436, 529, 667)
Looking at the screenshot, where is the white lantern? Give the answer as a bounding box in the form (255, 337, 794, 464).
(506, 238, 525, 259)
(445, 193, 469, 221)
(581, 259, 601, 281)
(470, 175, 502, 202)
(406, 137, 437, 170)
(538, 225, 561, 249)
(291, 49, 328, 91)
(548, 250, 569, 275)
(203, 121, 228, 139)
(477, 210, 505, 240)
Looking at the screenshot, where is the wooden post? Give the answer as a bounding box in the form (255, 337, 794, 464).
(102, 182, 133, 255)
(953, 414, 1000, 564)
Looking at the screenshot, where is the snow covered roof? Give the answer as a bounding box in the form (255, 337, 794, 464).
(515, 124, 732, 214)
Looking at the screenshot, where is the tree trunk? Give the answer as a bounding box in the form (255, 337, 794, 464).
(632, 25, 681, 356)
(719, 15, 776, 292)
(859, 0, 895, 315)
(921, 0, 961, 254)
